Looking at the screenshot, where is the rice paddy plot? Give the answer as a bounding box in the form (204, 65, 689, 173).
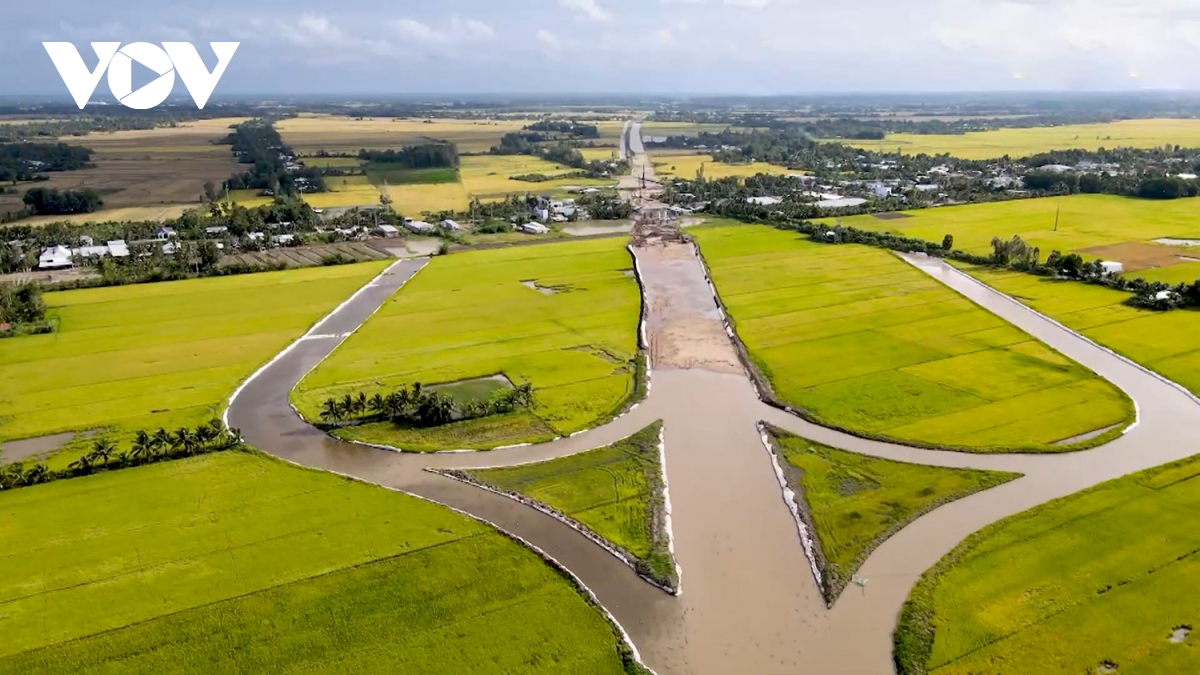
(842, 118, 1200, 159)
(825, 195, 1200, 272)
(293, 238, 642, 450)
(895, 453, 1200, 675)
(459, 422, 676, 590)
(692, 223, 1133, 452)
(653, 154, 790, 181)
(765, 425, 1019, 603)
(961, 264, 1200, 399)
(276, 114, 535, 154)
(0, 451, 635, 674)
(0, 261, 391, 457)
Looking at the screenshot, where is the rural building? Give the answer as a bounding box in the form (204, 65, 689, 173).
(815, 196, 868, 210)
(38, 245, 72, 269)
(406, 220, 435, 234)
(746, 196, 783, 206)
(155, 227, 177, 240)
(73, 240, 130, 260)
(518, 222, 549, 234)
(377, 224, 401, 237)
(1100, 261, 1124, 274)
(272, 234, 296, 245)
(439, 219, 461, 231)
(205, 226, 229, 235)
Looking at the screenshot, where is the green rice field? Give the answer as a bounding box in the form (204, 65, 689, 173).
(0, 451, 635, 674)
(895, 453, 1200, 675)
(693, 224, 1133, 452)
(962, 265, 1200, 397)
(767, 426, 1018, 603)
(294, 238, 642, 450)
(826, 195, 1200, 276)
(0, 262, 391, 460)
(463, 422, 674, 589)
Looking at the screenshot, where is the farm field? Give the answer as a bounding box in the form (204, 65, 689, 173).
(0, 451, 634, 674)
(294, 238, 642, 449)
(230, 155, 617, 214)
(842, 118, 1200, 159)
(2, 118, 245, 222)
(276, 114, 533, 153)
(654, 154, 791, 180)
(826, 194, 1200, 276)
(961, 265, 1200, 397)
(0, 261, 391, 461)
(692, 223, 1133, 452)
(896, 453, 1200, 675)
(219, 241, 393, 268)
(461, 422, 675, 589)
(640, 122, 733, 138)
(766, 426, 1019, 603)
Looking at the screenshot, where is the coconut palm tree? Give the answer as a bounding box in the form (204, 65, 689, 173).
(171, 427, 195, 456)
(194, 423, 216, 449)
(368, 393, 386, 416)
(24, 464, 49, 485)
(151, 427, 171, 456)
(513, 382, 536, 408)
(320, 397, 342, 423)
(131, 430, 153, 461)
(69, 454, 94, 474)
(88, 439, 116, 465)
(340, 394, 355, 419)
(355, 392, 368, 415)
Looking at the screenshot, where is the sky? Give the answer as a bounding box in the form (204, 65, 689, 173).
(5, 0, 1200, 99)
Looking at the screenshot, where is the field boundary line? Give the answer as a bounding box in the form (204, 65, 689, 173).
(907, 254, 1200, 417)
(755, 422, 825, 592)
(259, 452, 659, 675)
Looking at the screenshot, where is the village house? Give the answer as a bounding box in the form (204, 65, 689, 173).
(517, 222, 549, 234)
(38, 245, 72, 269)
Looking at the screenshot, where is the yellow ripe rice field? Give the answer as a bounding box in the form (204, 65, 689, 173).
(842, 118, 1200, 159)
(654, 154, 791, 180)
(276, 114, 534, 154)
(693, 223, 1132, 452)
(0, 262, 391, 453)
(827, 194, 1200, 274)
(293, 238, 642, 450)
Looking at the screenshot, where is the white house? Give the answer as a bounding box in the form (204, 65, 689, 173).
(271, 234, 296, 245)
(438, 219, 461, 231)
(38, 245, 72, 269)
(1100, 261, 1124, 275)
(377, 224, 401, 237)
(746, 196, 783, 206)
(205, 226, 229, 235)
(106, 240, 130, 258)
(405, 220, 435, 234)
(518, 222, 549, 234)
(155, 226, 177, 240)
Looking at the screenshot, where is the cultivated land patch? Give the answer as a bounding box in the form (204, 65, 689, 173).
(455, 422, 676, 591)
(653, 154, 791, 181)
(825, 194, 1200, 266)
(896, 453, 1200, 675)
(692, 224, 1133, 452)
(2, 118, 245, 223)
(0, 451, 636, 674)
(276, 114, 535, 154)
(842, 118, 1200, 159)
(960, 265, 1200, 399)
(0, 261, 391, 461)
(765, 425, 1019, 604)
(294, 238, 641, 450)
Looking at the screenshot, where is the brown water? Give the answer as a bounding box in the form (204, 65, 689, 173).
(227, 157, 1200, 674)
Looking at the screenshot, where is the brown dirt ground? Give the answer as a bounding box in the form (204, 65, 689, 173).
(1078, 241, 1197, 272)
(1, 118, 244, 219)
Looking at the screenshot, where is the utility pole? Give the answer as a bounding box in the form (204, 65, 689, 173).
(1054, 205, 1060, 232)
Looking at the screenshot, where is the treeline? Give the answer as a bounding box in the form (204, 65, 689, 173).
(0, 142, 93, 181)
(317, 381, 536, 429)
(0, 282, 45, 327)
(0, 418, 243, 492)
(525, 119, 600, 138)
(358, 142, 458, 169)
(1023, 170, 1200, 200)
(21, 187, 102, 215)
(766, 218, 1200, 313)
(221, 120, 326, 195)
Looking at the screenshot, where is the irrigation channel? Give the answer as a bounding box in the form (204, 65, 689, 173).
(227, 129, 1200, 674)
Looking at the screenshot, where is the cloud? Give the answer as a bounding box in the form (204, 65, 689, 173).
(560, 0, 614, 22)
(537, 29, 562, 49)
(395, 17, 497, 43)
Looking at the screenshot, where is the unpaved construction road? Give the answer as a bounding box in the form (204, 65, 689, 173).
(227, 145, 1200, 674)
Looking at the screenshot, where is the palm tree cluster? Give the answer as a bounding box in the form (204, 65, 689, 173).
(1, 418, 243, 492)
(319, 381, 536, 429)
